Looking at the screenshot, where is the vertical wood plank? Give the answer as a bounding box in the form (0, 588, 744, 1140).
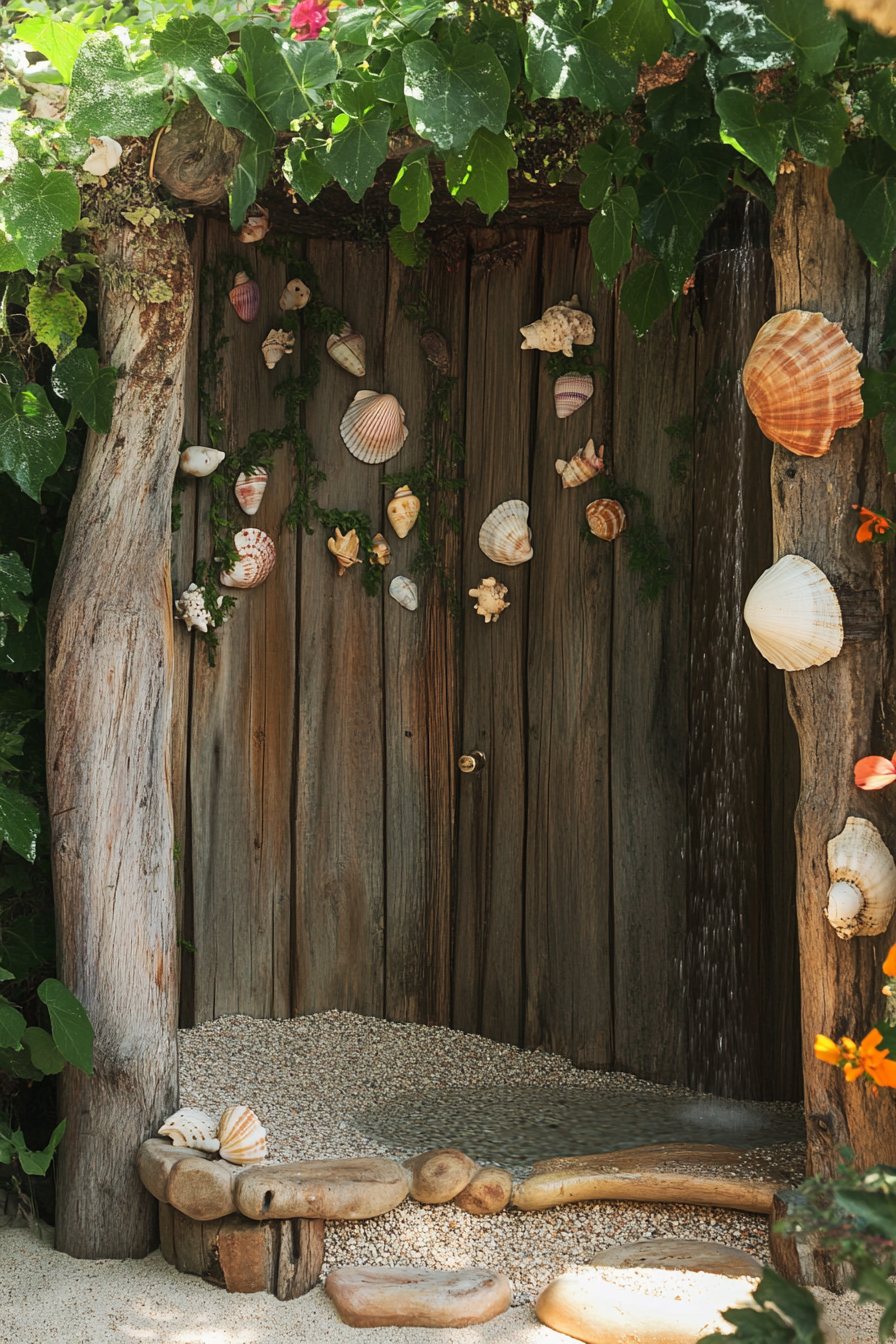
(611, 251, 695, 1085)
(188, 219, 294, 1022)
(524, 229, 614, 1068)
(453, 230, 540, 1046)
(381, 251, 467, 1025)
(293, 240, 387, 1016)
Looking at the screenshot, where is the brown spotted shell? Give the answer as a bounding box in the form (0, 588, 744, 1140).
(742, 310, 863, 457)
(586, 498, 626, 541)
(220, 528, 276, 589)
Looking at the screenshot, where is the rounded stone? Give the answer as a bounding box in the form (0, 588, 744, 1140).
(453, 1166, 513, 1216)
(166, 1155, 240, 1221)
(403, 1148, 479, 1204)
(325, 1266, 512, 1328)
(591, 1238, 763, 1278)
(137, 1138, 210, 1203)
(234, 1156, 410, 1220)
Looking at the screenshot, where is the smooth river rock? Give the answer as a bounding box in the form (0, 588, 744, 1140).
(137, 1138, 209, 1203)
(166, 1154, 241, 1221)
(234, 1156, 410, 1220)
(590, 1238, 763, 1277)
(453, 1166, 513, 1216)
(325, 1266, 513, 1328)
(404, 1149, 480, 1203)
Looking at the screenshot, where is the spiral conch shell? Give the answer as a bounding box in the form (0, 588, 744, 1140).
(826, 817, 896, 940)
(742, 310, 863, 457)
(327, 324, 366, 377)
(520, 295, 594, 357)
(328, 527, 362, 576)
(262, 329, 295, 369)
(743, 554, 843, 671)
(217, 1105, 267, 1165)
(159, 1108, 220, 1153)
(554, 374, 594, 420)
(82, 136, 122, 176)
(280, 278, 311, 311)
(180, 446, 225, 478)
(470, 577, 509, 624)
(387, 485, 420, 538)
(556, 439, 605, 488)
(586, 497, 626, 541)
(220, 528, 277, 589)
(229, 271, 260, 323)
(340, 390, 408, 465)
(369, 533, 391, 567)
(175, 583, 223, 634)
(234, 468, 268, 516)
(479, 501, 533, 567)
(238, 205, 270, 244)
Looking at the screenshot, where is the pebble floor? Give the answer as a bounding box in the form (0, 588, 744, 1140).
(179, 1010, 806, 1306)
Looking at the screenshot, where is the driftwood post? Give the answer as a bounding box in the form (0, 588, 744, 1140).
(770, 168, 896, 1187)
(45, 223, 192, 1258)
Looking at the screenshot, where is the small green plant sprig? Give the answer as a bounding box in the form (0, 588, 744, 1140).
(545, 344, 609, 383)
(581, 476, 674, 603)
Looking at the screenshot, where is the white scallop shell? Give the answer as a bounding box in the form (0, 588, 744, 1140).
(217, 1104, 267, 1165)
(180, 446, 225, 478)
(389, 576, 419, 611)
(478, 501, 533, 567)
(743, 554, 843, 671)
(340, 390, 408, 465)
(158, 1107, 220, 1153)
(220, 528, 277, 590)
(826, 817, 896, 939)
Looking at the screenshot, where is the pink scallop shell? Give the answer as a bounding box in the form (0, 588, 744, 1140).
(220, 528, 276, 589)
(554, 374, 593, 420)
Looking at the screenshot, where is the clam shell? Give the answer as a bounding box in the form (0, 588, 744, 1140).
(586, 498, 626, 541)
(742, 310, 863, 457)
(279, 278, 310, 311)
(389, 575, 419, 611)
(220, 528, 277, 589)
(743, 554, 843, 671)
(229, 271, 260, 323)
(479, 500, 533, 567)
(556, 439, 603, 488)
(217, 1104, 267, 1165)
(340, 390, 408, 465)
(387, 485, 420, 539)
(234, 468, 268, 516)
(554, 374, 594, 420)
(826, 817, 896, 939)
(327, 324, 366, 377)
(180, 446, 225, 478)
(159, 1107, 220, 1153)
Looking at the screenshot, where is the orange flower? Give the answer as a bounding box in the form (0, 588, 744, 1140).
(815, 1034, 845, 1065)
(884, 944, 896, 978)
(852, 504, 893, 543)
(845, 1029, 896, 1088)
(855, 754, 896, 790)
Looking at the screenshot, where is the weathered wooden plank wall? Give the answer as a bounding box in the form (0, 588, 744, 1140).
(171, 209, 802, 1101)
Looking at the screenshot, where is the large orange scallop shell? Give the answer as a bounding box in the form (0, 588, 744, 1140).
(742, 310, 863, 457)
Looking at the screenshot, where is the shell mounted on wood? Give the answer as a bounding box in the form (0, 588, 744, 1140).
(175, 583, 223, 634)
(327, 527, 362, 576)
(229, 271, 260, 323)
(369, 533, 391, 567)
(742, 310, 864, 457)
(520, 295, 595, 357)
(262, 329, 295, 369)
(420, 328, 450, 375)
(479, 500, 533, 567)
(386, 485, 420, 538)
(556, 439, 605, 488)
(389, 575, 419, 610)
(554, 374, 594, 420)
(279, 278, 311, 311)
(180, 445, 225, 478)
(826, 817, 896, 940)
(217, 1105, 267, 1164)
(234, 468, 268, 516)
(220, 528, 277, 589)
(340, 390, 408, 465)
(238, 205, 270, 244)
(159, 1108, 220, 1153)
(82, 136, 122, 176)
(327, 324, 366, 377)
(743, 554, 843, 671)
(469, 577, 509, 624)
(586, 497, 626, 541)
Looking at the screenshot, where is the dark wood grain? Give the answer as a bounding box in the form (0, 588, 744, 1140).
(293, 240, 387, 1016)
(523, 229, 614, 1068)
(453, 229, 540, 1046)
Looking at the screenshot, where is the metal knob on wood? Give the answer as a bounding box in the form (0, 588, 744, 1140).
(458, 750, 486, 774)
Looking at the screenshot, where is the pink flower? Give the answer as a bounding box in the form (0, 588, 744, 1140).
(289, 0, 330, 39)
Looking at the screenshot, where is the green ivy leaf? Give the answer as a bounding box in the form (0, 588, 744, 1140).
(68, 33, 168, 139)
(38, 979, 94, 1074)
(51, 348, 119, 434)
(15, 17, 85, 83)
(403, 37, 510, 152)
(0, 382, 67, 500)
(283, 143, 332, 203)
(619, 260, 674, 337)
(715, 88, 789, 182)
(673, 0, 792, 77)
(0, 999, 26, 1049)
(579, 123, 641, 209)
(26, 282, 86, 362)
(526, 1, 636, 113)
(390, 148, 434, 231)
(0, 779, 39, 861)
(470, 9, 522, 90)
(0, 236, 27, 273)
(0, 552, 31, 633)
(322, 105, 391, 202)
(444, 127, 517, 221)
(21, 1025, 65, 1075)
(646, 60, 712, 136)
(273, 31, 340, 114)
(228, 135, 272, 228)
(787, 85, 848, 166)
(829, 138, 896, 268)
(239, 26, 336, 130)
(0, 163, 80, 274)
(763, 0, 846, 76)
(752, 1267, 825, 1341)
(388, 224, 430, 269)
(862, 69, 896, 152)
(589, 185, 639, 291)
(856, 24, 896, 64)
(13, 1119, 66, 1176)
(588, 0, 672, 69)
(861, 365, 896, 418)
(637, 165, 722, 294)
(177, 62, 271, 146)
(149, 15, 229, 65)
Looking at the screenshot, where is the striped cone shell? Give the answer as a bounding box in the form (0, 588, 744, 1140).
(743, 553, 843, 671)
(217, 1105, 267, 1165)
(220, 528, 276, 589)
(234, 468, 268, 516)
(340, 390, 408, 465)
(229, 271, 260, 323)
(586, 498, 626, 541)
(327, 324, 366, 377)
(479, 500, 533, 566)
(554, 374, 594, 420)
(742, 310, 863, 457)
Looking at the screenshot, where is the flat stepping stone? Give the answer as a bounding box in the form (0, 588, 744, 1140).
(325, 1266, 512, 1328)
(590, 1237, 762, 1277)
(235, 1156, 410, 1220)
(514, 1142, 788, 1214)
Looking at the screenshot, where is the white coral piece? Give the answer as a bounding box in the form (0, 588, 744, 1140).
(175, 583, 222, 634)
